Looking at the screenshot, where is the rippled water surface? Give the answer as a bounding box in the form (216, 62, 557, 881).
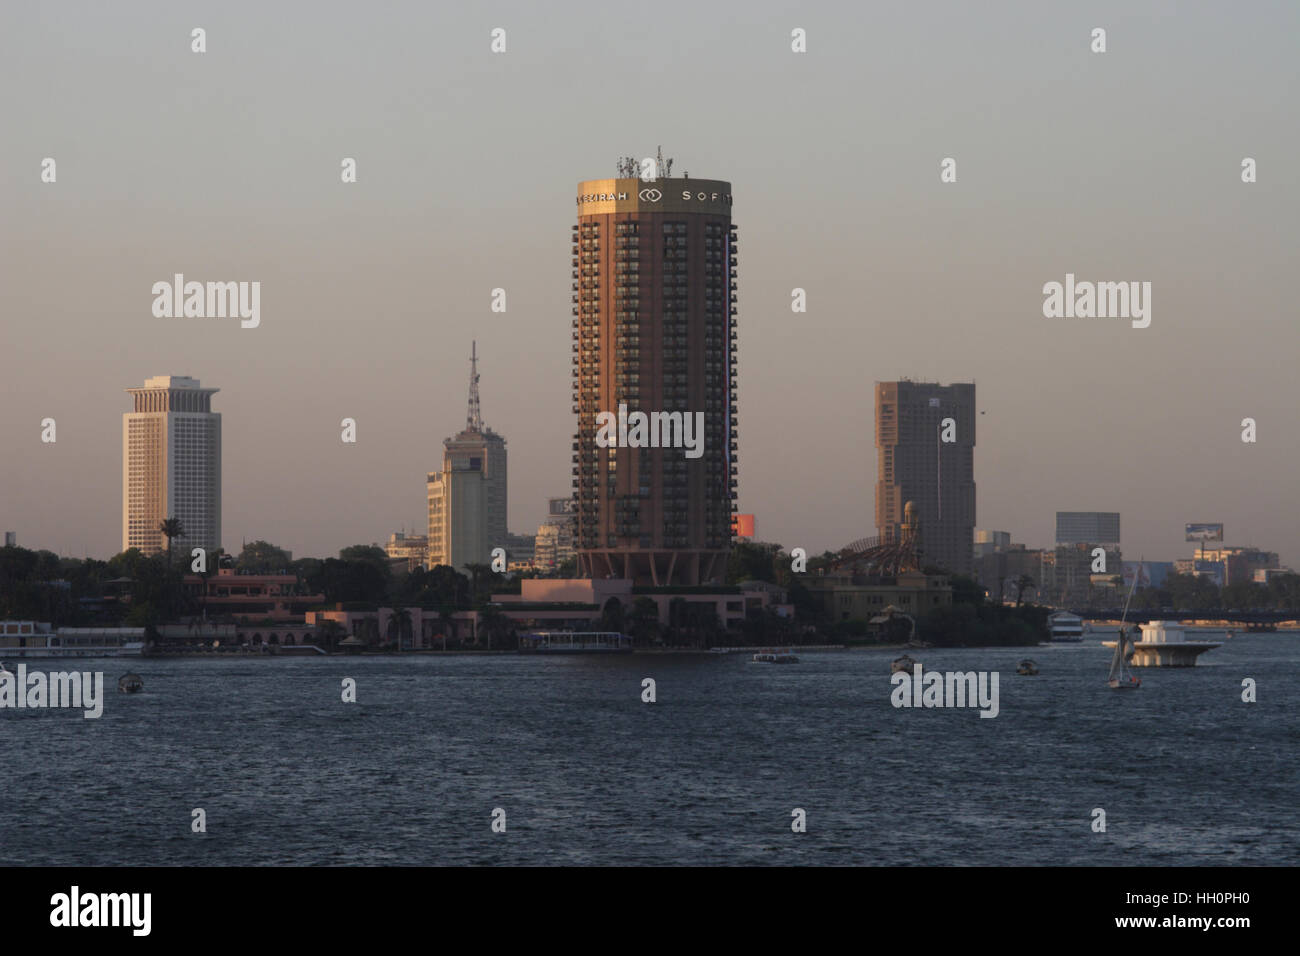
(4, 633, 1297, 865)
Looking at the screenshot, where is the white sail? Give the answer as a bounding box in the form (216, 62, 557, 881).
(1107, 632, 1126, 682)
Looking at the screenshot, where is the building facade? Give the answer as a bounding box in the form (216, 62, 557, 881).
(875, 380, 975, 577)
(426, 344, 507, 571)
(1055, 512, 1121, 546)
(122, 375, 221, 557)
(534, 496, 576, 571)
(571, 172, 738, 586)
(385, 532, 429, 572)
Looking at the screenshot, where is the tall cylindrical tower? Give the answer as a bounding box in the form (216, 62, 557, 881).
(571, 175, 738, 585)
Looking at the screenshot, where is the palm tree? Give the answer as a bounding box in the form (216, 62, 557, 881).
(197, 547, 223, 624)
(438, 608, 456, 651)
(478, 605, 509, 650)
(463, 562, 494, 604)
(386, 606, 413, 650)
(158, 517, 186, 569)
(316, 619, 344, 653)
(1015, 575, 1035, 607)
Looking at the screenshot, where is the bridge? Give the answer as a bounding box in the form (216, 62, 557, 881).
(1073, 609, 1294, 628)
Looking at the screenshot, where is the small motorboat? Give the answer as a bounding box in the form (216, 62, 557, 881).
(891, 654, 917, 675)
(752, 649, 799, 664)
(118, 673, 144, 694)
(1016, 659, 1039, 676)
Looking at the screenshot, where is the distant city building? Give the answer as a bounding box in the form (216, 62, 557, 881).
(1055, 512, 1120, 546)
(182, 568, 324, 621)
(973, 529, 1010, 558)
(427, 344, 507, 572)
(1193, 546, 1279, 586)
(1122, 561, 1174, 590)
(571, 167, 738, 585)
(1047, 543, 1123, 606)
(875, 380, 975, 576)
(535, 496, 576, 571)
(505, 532, 537, 569)
(3, 532, 15, 547)
(385, 532, 428, 572)
(122, 375, 221, 557)
(1254, 567, 1294, 585)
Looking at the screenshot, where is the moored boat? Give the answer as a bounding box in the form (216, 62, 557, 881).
(1016, 659, 1039, 675)
(118, 673, 144, 694)
(891, 654, 917, 675)
(518, 631, 632, 654)
(751, 649, 798, 664)
(1046, 611, 1084, 643)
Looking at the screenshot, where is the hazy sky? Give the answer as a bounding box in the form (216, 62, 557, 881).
(2, 0, 1297, 567)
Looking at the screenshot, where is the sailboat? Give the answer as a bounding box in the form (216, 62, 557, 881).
(1107, 559, 1142, 690)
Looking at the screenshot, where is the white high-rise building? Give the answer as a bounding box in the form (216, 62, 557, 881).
(122, 376, 222, 557)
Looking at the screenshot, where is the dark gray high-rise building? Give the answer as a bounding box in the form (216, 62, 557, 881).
(1055, 512, 1120, 545)
(875, 380, 976, 576)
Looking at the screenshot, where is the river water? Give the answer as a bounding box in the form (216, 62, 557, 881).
(4, 633, 1296, 865)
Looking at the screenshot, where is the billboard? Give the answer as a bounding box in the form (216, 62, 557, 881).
(1122, 561, 1173, 590)
(732, 514, 756, 539)
(1185, 523, 1224, 542)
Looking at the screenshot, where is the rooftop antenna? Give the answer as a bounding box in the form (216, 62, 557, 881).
(656, 145, 673, 179)
(466, 340, 483, 432)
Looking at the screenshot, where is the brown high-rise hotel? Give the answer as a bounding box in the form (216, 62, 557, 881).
(875, 380, 975, 577)
(571, 173, 737, 585)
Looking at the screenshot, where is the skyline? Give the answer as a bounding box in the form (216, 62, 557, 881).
(2, 0, 1297, 567)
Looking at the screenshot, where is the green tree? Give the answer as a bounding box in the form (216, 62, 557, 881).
(1014, 574, 1035, 607)
(477, 605, 510, 650)
(463, 562, 495, 605)
(386, 606, 413, 649)
(235, 540, 294, 574)
(626, 597, 662, 645)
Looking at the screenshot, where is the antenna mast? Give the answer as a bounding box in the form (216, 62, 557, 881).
(466, 340, 482, 432)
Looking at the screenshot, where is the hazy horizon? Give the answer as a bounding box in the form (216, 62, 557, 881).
(3, 0, 1297, 568)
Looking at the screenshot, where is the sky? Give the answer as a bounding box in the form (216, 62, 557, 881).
(2, 0, 1297, 567)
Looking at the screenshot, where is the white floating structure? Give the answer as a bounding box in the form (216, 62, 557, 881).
(1102, 621, 1222, 667)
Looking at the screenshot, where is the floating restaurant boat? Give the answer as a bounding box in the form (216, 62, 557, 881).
(1046, 611, 1084, 643)
(891, 654, 917, 675)
(751, 649, 799, 664)
(118, 673, 144, 694)
(0, 621, 145, 658)
(1102, 621, 1222, 667)
(518, 631, 632, 654)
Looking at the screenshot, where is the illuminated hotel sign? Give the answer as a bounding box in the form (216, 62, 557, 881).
(576, 178, 733, 214)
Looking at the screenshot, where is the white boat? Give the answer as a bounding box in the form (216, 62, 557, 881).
(1047, 611, 1084, 643)
(751, 649, 798, 664)
(0, 621, 145, 658)
(518, 631, 632, 654)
